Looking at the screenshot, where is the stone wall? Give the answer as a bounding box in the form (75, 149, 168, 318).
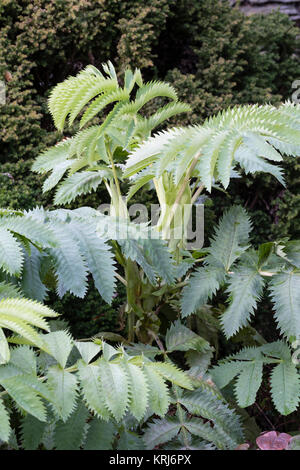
(229, 1, 300, 22)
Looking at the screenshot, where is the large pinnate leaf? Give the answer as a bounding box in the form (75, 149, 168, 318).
(32, 140, 71, 174)
(235, 144, 285, 186)
(97, 215, 175, 285)
(0, 375, 47, 422)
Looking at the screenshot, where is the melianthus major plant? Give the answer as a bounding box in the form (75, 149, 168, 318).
(0, 61, 300, 450)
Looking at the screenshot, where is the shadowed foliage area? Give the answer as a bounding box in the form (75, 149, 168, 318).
(1, 0, 300, 356)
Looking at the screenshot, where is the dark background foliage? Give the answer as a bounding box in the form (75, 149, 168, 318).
(1, 0, 300, 341)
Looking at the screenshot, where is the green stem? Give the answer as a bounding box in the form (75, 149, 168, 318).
(0, 364, 79, 399)
(161, 153, 200, 239)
